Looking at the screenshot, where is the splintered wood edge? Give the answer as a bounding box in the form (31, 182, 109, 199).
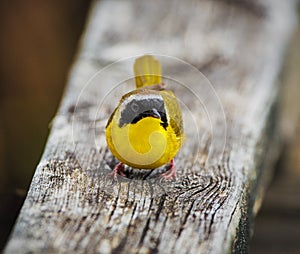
(4, 0, 296, 253)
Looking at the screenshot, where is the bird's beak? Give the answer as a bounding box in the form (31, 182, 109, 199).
(149, 108, 161, 119)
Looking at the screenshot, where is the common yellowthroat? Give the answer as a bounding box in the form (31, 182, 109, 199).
(105, 55, 184, 179)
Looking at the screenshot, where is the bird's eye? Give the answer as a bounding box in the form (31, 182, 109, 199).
(131, 102, 139, 112)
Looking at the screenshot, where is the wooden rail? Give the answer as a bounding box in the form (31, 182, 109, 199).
(4, 0, 296, 253)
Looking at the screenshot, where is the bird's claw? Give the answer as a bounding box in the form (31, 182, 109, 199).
(109, 162, 126, 180)
(160, 159, 176, 180)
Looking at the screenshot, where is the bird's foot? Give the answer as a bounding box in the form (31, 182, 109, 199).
(109, 162, 126, 180)
(160, 159, 176, 180)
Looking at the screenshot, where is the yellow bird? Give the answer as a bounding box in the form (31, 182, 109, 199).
(105, 55, 184, 179)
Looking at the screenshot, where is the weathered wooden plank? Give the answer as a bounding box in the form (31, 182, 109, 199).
(4, 0, 296, 253)
(250, 26, 300, 254)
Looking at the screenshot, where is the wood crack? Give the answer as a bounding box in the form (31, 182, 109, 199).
(3, 0, 295, 253)
(138, 217, 151, 247)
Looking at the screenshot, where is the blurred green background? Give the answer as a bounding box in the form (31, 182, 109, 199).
(0, 1, 299, 253)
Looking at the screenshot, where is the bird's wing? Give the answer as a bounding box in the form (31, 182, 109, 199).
(134, 55, 162, 88)
(160, 90, 184, 138)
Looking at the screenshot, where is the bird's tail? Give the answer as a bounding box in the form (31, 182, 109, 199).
(134, 55, 162, 88)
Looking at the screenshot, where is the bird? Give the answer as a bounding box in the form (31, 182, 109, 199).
(105, 55, 184, 179)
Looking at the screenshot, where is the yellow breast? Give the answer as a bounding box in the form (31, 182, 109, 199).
(106, 115, 181, 169)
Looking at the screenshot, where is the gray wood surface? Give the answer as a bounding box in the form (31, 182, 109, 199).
(4, 0, 296, 253)
(250, 25, 300, 254)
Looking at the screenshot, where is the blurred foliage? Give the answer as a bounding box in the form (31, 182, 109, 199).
(0, 0, 91, 249)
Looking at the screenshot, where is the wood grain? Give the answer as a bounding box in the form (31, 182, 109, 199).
(4, 0, 296, 253)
